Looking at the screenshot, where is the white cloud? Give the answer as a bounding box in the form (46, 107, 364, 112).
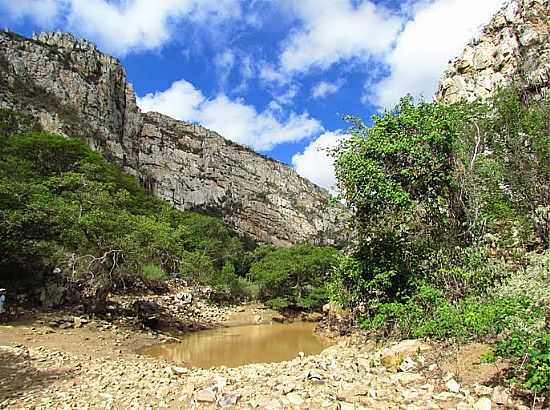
(292, 130, 349, 190)
(280, 0, 402, 73)
(67, 0, 242, 55)
(259, 63, 291, 86)
(0, 0, 64, 26)
(312, 80, 344, 99)
(1, 0, 242, 55)
(369, 0, 506, 108)
(138, 79, 323, 152)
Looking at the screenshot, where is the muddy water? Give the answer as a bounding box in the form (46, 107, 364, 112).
(142, 322, 332, 368)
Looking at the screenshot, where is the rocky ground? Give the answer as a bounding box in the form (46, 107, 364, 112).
(0, 286, 543, 409)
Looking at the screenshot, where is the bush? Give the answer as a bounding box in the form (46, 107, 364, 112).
(249, 244, 339, 310)
(0, 124, 253, 302)
(141, 264, 168, 282)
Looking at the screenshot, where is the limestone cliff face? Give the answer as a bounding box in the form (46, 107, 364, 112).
(0, 31, 346, 246)
(437, 0, 549, 103)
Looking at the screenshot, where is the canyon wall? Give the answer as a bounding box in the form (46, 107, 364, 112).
(0, 31, 346, 246)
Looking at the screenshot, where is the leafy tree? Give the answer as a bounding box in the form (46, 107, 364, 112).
(249, 244, 339, 309)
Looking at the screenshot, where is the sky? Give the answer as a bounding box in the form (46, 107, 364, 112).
(0, 0, 506, 191)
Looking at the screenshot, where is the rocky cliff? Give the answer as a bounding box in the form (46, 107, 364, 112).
(0, 31, 345, 246)
(437, 0, 549, 103)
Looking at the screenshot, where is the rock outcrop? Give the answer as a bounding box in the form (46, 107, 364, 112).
(437, 0, 549, 103)
(0, 31, 346, 246)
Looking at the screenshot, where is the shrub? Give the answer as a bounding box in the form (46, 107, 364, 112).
(0, 124, 255, 304)
(141, 264, 168, 282)
(249, 244, 339, 310)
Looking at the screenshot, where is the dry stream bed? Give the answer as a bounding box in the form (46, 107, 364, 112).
(0, 289, 534, 409)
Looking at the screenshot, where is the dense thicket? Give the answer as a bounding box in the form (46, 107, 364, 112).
(0, 110, 339, 310)
(331, 89, 549, 395)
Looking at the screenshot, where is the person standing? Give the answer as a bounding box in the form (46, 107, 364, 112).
(0, 289, 6, 321)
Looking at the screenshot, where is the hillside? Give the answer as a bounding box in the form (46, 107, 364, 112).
(0, 31, 346, 247)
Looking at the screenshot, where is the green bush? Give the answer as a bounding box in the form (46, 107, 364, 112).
(141, 264, 168, 282)
(249, 244, 339, 310)
(0, 125, 252, 298)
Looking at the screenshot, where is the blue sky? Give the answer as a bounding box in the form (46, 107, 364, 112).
(0, 0, 505, 189)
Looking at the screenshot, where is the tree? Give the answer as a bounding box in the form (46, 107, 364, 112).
(248, 244, 339, 309)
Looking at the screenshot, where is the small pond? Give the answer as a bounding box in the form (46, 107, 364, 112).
(141, 322, 332, 368)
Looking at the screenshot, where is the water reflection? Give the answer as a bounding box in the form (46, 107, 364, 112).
(141, 322, 332, 368)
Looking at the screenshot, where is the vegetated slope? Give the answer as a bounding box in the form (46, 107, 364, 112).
(330, 88, 549, 397)
(0, 31, 347, 247)
(326, 0, 549, 398)
(0, 110, 340, 311)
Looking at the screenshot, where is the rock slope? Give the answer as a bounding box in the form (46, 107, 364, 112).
(0, 31, 345, 246)
(437, 0, 549, 103)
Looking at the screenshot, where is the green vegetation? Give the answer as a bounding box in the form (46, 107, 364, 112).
(331, 88, 549, 396)
(0, 109, 338, 310)
(248, 244, 339, 309)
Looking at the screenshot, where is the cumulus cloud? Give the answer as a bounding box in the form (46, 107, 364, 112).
(0, 0, 64, 27)
(1, 0, 242, 55)
(292, 130, 349, 190)
(312, 80, 344, 99)
(68, 0, 242, 55)
(279, 0, 402, 73)
(138, 80, 323, 152)
(369, 0, 506, 108)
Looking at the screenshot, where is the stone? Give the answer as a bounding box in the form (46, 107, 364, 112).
(474, 397, 492, 410)
(218, 393, 240, 408)
(286, 393, 304, 407)
(39, 284, 66, 308)
(305, 312, 324, 322)
(195, 388, 216, 403)
(277, 382, 296, 394)
(392, 372, 424, 386)
(389, 340, 431, 356)
(491, 387, 509, 405)
(445, 379, 460, 393)
(171, 366, 188, 375)
(306, 370, 323, 381)
(176, 293, 192, 304)
(380, 351, 403, 370)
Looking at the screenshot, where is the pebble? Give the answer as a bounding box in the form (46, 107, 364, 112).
(196, 388, 217, 403)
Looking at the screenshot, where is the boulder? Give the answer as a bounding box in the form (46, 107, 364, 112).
(196, 388, 216, 403)
(39, 284, 66, 308)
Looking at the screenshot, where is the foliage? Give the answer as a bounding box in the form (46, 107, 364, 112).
(0, 117, 337, 309)
(0, 128, 246, 295)
(332, 88, 549, 397)
(141, 264, 168, 282)
(249, 244, 339, 309)
(332, 89, 549, 310)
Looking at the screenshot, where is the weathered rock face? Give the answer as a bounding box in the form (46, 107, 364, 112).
(0, 31, 346, 246)
(437, 0, 549, 103)
(139, 113, 345, 245)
